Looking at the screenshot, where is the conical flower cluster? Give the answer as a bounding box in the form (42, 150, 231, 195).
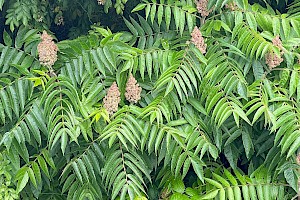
(265, 35, 284, 69)
(272, 35, 283, 50)
(97, 0, 105, 5)
(195, 0, 210, 17)
(225, 2, 238, 11)
(37, 31, 58, 67)
(103, 82, 121, 116)
(125, 74, 142, 104)
(191, 26, 207, 54)
(265, 52, 283, 70)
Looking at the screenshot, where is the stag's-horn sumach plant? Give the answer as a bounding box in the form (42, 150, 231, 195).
(0, 0, 300, 199)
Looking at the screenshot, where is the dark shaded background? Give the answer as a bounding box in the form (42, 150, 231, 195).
(0, 0, 296, 44)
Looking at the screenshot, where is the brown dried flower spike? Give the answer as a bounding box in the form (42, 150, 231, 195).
(125, 74, 142, 104)
(191, 26, 207, 54)
(37, 31, 58, 67)
(103, 82, 121, 116)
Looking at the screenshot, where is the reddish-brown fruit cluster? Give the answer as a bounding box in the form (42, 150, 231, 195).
(103, 82, 121, 116)
(125, 74, 142, 104)
(191, 26, 207, 54)
(37, 31, 58, 67)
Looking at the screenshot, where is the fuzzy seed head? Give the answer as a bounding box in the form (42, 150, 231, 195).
(191, 26, 207, 54)
(103, 82, 121, 116)
(265, 51, 283, 70)
(195, 0, 210, 17)
(37, 31, 58, 67)
(125, 74, 142, 104)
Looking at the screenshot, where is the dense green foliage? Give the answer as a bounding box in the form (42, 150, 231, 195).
(0, 0, 300, 199)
